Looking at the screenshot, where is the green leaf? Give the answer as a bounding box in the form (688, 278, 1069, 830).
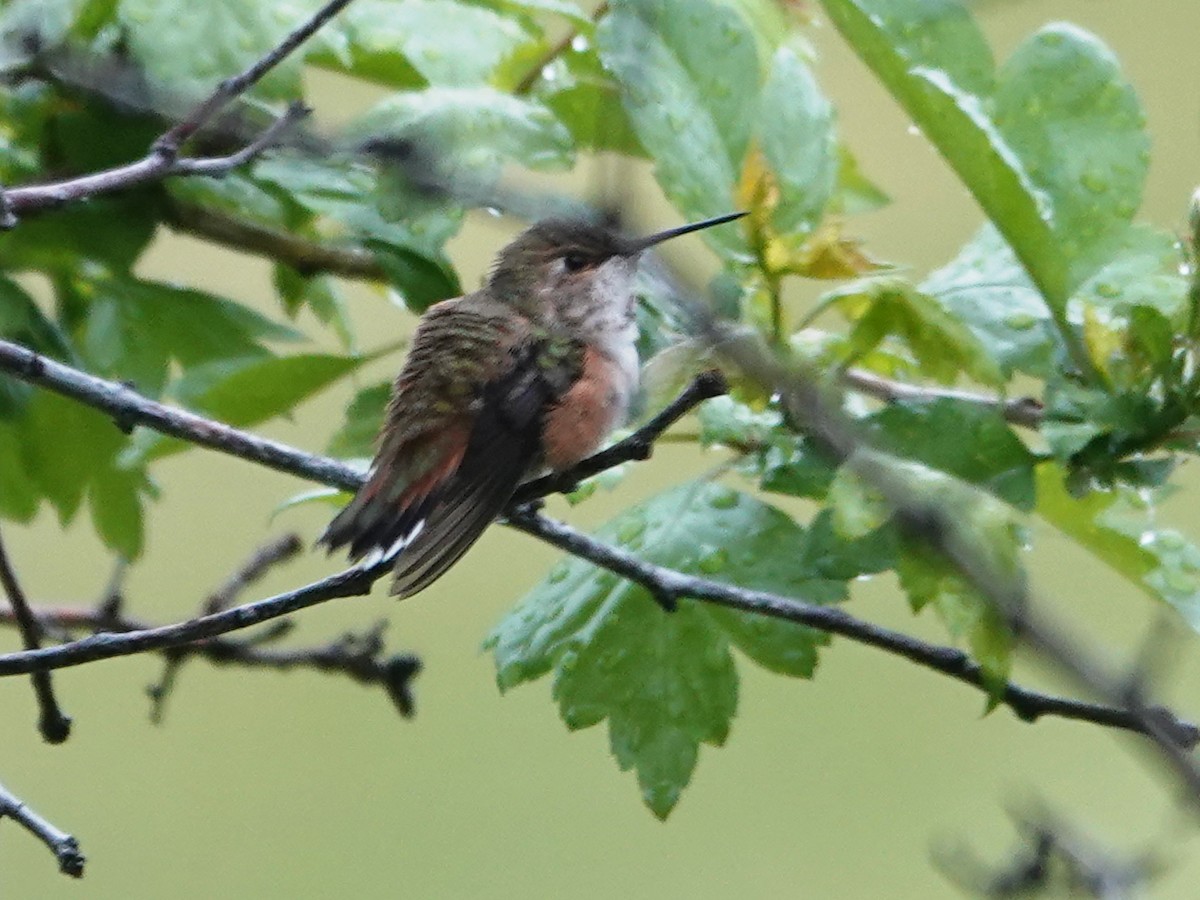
(81, 276, 304, 397)
(867, 400, 1036, 510)
(327, 381, 390, 458)
(992, 24, 1148, 291)
(820, 0, 1147, 317)
(89, 465, 145, 559)
(349, 88, 574, 174)
(19, 390, 148, 556)
(167, 174, 297, 231)
(597, 0, 760, 255)
(271, 485, 354, 521)
(130, 353, 368, 464)
(274, 265, 356, 351)
(0, 197, 157, 273)
(322, 0, 534, 87)
(178, 353, 367, 425)
(0, 276, 74, 415)
(697, 395, 779, 449)
(0, 423, 38, 521)
(117, 0, 303, 100)
(23, 391, 105, 521)
(368, 243, 461, 312)
(1074, 225, 1189, 324)
(830, 144, 890, 215)
(250, 154, 462, 261)
(1035, 465, 1200, 629)
(922, 225, 1056, 378)
(841, 450, 1022, 685)
(486, 481, 846, 818)
(897, 540, 1013, 697)
(538, 42, 645, 155)
(756, 42, 837, 235)
(826, 276, 1003, 385)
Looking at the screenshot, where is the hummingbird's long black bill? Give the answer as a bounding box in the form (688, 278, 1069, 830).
(630, 210, 747, 252)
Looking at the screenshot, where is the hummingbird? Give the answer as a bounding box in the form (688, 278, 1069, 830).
(319, 210, 746, 596)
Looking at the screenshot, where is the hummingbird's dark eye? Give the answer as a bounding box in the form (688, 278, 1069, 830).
(562, 252, 588, 272)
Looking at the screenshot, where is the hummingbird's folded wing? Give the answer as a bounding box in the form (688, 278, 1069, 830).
(319, 295, 577, 597)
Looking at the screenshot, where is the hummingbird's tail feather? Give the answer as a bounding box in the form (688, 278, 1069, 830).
(317, 427, 468, 561)
(387, 413, 538, 597)
(319, 398, 539, 597)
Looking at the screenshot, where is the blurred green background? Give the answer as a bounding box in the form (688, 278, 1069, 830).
(5, 1, 1200, 896)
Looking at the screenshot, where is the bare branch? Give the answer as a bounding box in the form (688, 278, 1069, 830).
(934, 807, 1164, 897)
(504, 506, 1200, 748)
(205, 533, 304, 615)
(0, 340, 361, 492)
(841, 368, 1045, 429)
(0, 0, 358, 224)
(0, 780, 84, 878)
(0, 530, 71, 743)
(168, 101, 311, 177)
(0, 562, 387, 676)
(0, 601, 421, 718)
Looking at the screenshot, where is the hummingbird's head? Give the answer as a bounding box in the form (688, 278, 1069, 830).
(487, 218, 638, 322)
(487, 212, 747, 332)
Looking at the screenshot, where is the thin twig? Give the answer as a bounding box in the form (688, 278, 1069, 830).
(205, 533, 304, 615)
(0, 531, 71, 743)
(512, 2, 610, 95)
(504, 507, 1200, 748)
(1, 0, 358, 223)
(149, 532, 303, 722)
(0, 780, 84, 878)
(842, 368, 1045, 429)
(152, 0, 355, 154)
(0, 602, 421, 718)
(0, 563, 385, 676)
(168, 101, 311, 176)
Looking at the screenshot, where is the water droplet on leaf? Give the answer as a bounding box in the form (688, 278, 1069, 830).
(709, 487, 739, 510)
(1004, 312, 1038, 331)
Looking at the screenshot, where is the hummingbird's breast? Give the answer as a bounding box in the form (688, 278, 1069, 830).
(541, 341, 637, 471)
(538, 253, 639, 470)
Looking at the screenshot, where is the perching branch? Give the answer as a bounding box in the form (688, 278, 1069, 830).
(504, 506, 1200, 748)
(0, 780, 84, 878)
(0, 339, 362, 493)
(0, 530, 71, 743)
(0, 339, 1190, 748)
(0, 0, 359, 224)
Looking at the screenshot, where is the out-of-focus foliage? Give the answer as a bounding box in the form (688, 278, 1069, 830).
(3, 0, 1199, 818)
